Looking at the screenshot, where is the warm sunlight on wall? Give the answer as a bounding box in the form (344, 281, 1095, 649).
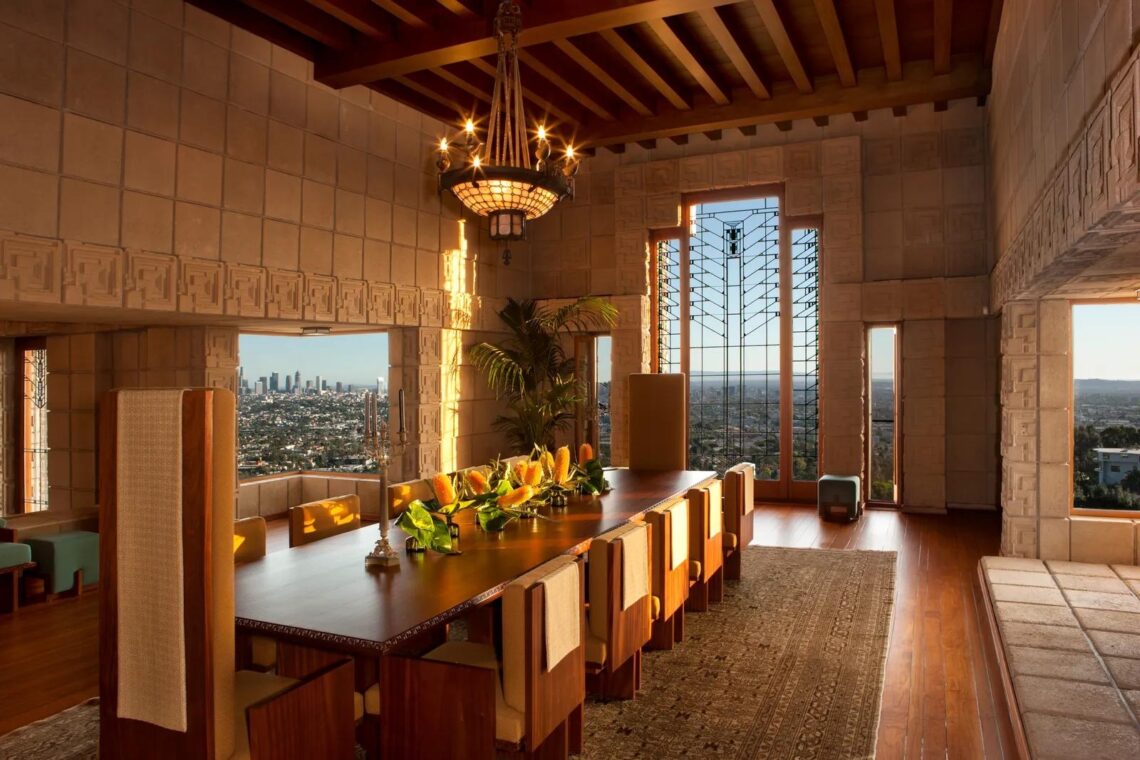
(440, 328, 463, 472)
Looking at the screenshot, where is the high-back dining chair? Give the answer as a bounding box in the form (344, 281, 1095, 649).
(685, 480, 725, 611)
(586, 521, 653, 700)
(644, 497, 689, 650)
(382, 555, 586, 760)
(99, 388, 355, 759)
(287, 493, 361, 547)
(628, 373, 687, 470)
(723, 463, 756, 580)
(232, 517, 276, 672)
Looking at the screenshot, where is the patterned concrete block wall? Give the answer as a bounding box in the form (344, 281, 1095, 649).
(0, 1, 529, 508)
(530, 103, 997, 508)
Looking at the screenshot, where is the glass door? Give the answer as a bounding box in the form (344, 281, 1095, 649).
(652, 190, 820, 501)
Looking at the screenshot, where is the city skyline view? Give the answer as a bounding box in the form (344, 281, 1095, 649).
(239, 333, 389, 388)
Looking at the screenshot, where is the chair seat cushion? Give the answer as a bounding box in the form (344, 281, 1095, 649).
(585, 632, 607, 666)
(424, 640, 525, 744)
(0, 542, 32, 569)
(723, 532, 738, 551)
(250, 636, 277, 669)
(651, 595, 661, 620)
(25, 531, 99, 593)
(231, 670, 298, 760)
(364, 683, 380, 716)
(689, 559, 703, 580)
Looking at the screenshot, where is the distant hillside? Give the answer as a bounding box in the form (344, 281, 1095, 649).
(1075, 379, 1140, 395)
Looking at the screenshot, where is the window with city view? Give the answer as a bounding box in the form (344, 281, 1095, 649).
(238, 333, 388, 478)
(1073, 304, 1140, 511)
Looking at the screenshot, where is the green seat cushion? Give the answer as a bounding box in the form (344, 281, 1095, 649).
(0, 542, 31, 569)
(25, 531, 99, 593)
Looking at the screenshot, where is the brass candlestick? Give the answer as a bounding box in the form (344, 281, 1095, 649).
(363, 391, 405, 568)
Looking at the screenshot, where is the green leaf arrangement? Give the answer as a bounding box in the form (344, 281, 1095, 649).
(394, 500, 454, 553)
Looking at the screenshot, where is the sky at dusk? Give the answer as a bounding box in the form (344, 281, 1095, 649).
(1073, 303, 1140, 380)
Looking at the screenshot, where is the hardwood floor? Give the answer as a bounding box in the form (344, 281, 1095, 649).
(0, 507, 1010, 759)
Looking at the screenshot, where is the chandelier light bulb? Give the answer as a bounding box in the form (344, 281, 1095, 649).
(537, 125, 546, 141)
(472, 155, 482, 169)
(565, 145, 575, 159)
(465, 118, 475, 135)
(439, 137, 448, 151)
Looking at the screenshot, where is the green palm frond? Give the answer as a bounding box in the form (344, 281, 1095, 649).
(538, 297, 618, 334)
(468, 342, 525, 396)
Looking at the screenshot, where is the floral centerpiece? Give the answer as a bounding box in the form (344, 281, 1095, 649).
(395, 443, 609, 554)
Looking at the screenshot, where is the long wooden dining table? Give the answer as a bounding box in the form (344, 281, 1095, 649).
(234, 468, 716, 655)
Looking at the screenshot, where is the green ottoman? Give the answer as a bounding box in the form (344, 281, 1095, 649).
(26, 531, 100, 594)
(818, 475, 862, 522)
(0, 542, 34, 613)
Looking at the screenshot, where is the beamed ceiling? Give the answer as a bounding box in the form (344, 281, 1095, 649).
(187, 0, 1004, 151)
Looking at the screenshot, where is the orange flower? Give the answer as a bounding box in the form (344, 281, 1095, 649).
(553, 445, 570, 484)
(579, 442, 594, 464)
(465, 469, 490, 495)
(513, 460, 528, 483)
(540, 450, 554, 473)
(524, 460, 543, 486)
(430, 473, 457, 506)
(498, 484, 534, 507)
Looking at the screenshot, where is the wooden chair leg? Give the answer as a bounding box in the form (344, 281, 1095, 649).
(686, 579, 709, 612)
(568, 703, 583, 755)
(359, 715, 381, 760)
(708, 567, 724, 604)
(725, 549, 742, 581)
(0, 570, 17, 613)
(649, 613, 676, 651)
(673, 608, 685, 643)
(527, 718, 568, 760)
(633, 649, 642, 692)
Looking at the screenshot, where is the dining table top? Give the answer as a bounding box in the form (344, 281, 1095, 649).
(234, 468, 717, 654)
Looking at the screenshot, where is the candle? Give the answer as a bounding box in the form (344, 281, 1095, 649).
(397, 388, 406, 435)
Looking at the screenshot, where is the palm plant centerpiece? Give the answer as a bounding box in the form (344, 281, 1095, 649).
(469, 297, 618, 451)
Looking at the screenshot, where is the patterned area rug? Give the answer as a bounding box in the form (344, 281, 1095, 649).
(582, 546, 896, 759)
(0, 547, 895, 760)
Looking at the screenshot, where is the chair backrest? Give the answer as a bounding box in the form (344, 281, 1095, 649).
(646, 498, 689, 619)
(99, 388, 237, 760)
(588, 522, 651, 665)
(724, 463, 755, 545)
(502, 554, 585, 749)
(287, 494, 361, 547)
(628, 373, 687, 470)
(233, 517, 267, 564)
(387, 478, 433, 517)
(686, 480, 724, 581)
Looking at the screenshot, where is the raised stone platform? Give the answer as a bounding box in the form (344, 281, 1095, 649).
(978, 556, 1140, 759)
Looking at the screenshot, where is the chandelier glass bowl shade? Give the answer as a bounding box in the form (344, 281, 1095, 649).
(436, 1, 578, 241)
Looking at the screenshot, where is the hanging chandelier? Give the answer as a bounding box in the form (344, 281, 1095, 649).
(436, 1, 579, 263)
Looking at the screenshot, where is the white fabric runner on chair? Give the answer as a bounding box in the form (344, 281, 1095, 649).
(619, 523, 649, 610)
(116, 389, 188, 732)
(668, 500, 688, 569)
(538, 560, 581, 671)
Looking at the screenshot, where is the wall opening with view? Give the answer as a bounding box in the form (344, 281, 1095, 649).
(1072, 303, 1140, 512)
(867, 326, 899, 505)
(237, 332, 389, 479)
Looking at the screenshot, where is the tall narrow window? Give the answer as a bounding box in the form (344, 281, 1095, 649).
(18, 339, 49, 513)
(791, 227, 820, 482)
(867, 326, 899, 504)
(596, 335, 612, 466)
(1072, 303, 1140, 512)
(653, 235, 683, 374)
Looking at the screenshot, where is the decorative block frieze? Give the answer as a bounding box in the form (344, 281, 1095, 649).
(205, 328, 238, 369)
(337, 278, 367, 323)
(0, 235, 62, 304)
(746, 147, 782, 183)
(821, 136, 860, 175)
(224, 264, 266, 318)
(265, 269, 303, 319)
(395, 285, 419, 325)
(178, 258, 224, 315)
(303, 274, 336, 321)
(367, 281, 395, 324)
(644, 193, 681, 228)
(711, 152, 746, 188)
(420, 288, 443, 327)
(783, 142, 820, 178)
(644, 161, 678, 193)
(62, 242, 121, 307)
(678, 155, 712, 191)
(124, 250, 177, 311)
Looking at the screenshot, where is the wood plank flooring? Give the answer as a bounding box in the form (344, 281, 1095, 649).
(0, 506, 1010, 758)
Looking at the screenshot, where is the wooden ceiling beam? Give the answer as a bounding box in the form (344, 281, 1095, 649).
(577, 58, 986, 147)
(670, 134, 689, 145)
(372, 0, 428, 28)
(699, 8, 770, 99)
(391, 75, 466, 115)
(933, 0, 953, 74)
(811, 0, 855, 87)
(318, 0, 740, 87)
(239, 0, 356, 49)
(599, 28, 690, 111)
(739, 124, 757, 136)
(466, 58, 580, 125)
(517, 50, 616, 120)
(435, 0, 476, 17)
(306, 0, 393, 39)
(554, 38, 654, 116)
(752, 0, 812, 94)
(646, 18, 729, 105)
(430, 66, 491, 104)
(185, 0, 319, 59)
(873, 0, 902, 81)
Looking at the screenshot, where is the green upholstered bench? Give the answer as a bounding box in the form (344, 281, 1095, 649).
(25, 531, 99, 596)
(0, 538, 34, 613)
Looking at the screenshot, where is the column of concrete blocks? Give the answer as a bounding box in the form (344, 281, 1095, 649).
(902, 319, 947, 510)
(1036, 300, 1073, 559)
(999, 302, 1040, 557)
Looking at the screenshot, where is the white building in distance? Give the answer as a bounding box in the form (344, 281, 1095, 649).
(1095, 448, 1140, 486)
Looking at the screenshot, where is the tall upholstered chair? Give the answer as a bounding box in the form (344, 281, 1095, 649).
(387, 477, 433, 517)
(232, 517, 276, 672)
(287, 493, 361, 547)
(644, 497, 689, 650)
(99, 388, 355, 759)
(723, 463, 755, 580)
(685, 479, 725, 611)
(586, 521, 653, 700)
(383, 555, 586, 759)
(628, 373, 687, 470)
